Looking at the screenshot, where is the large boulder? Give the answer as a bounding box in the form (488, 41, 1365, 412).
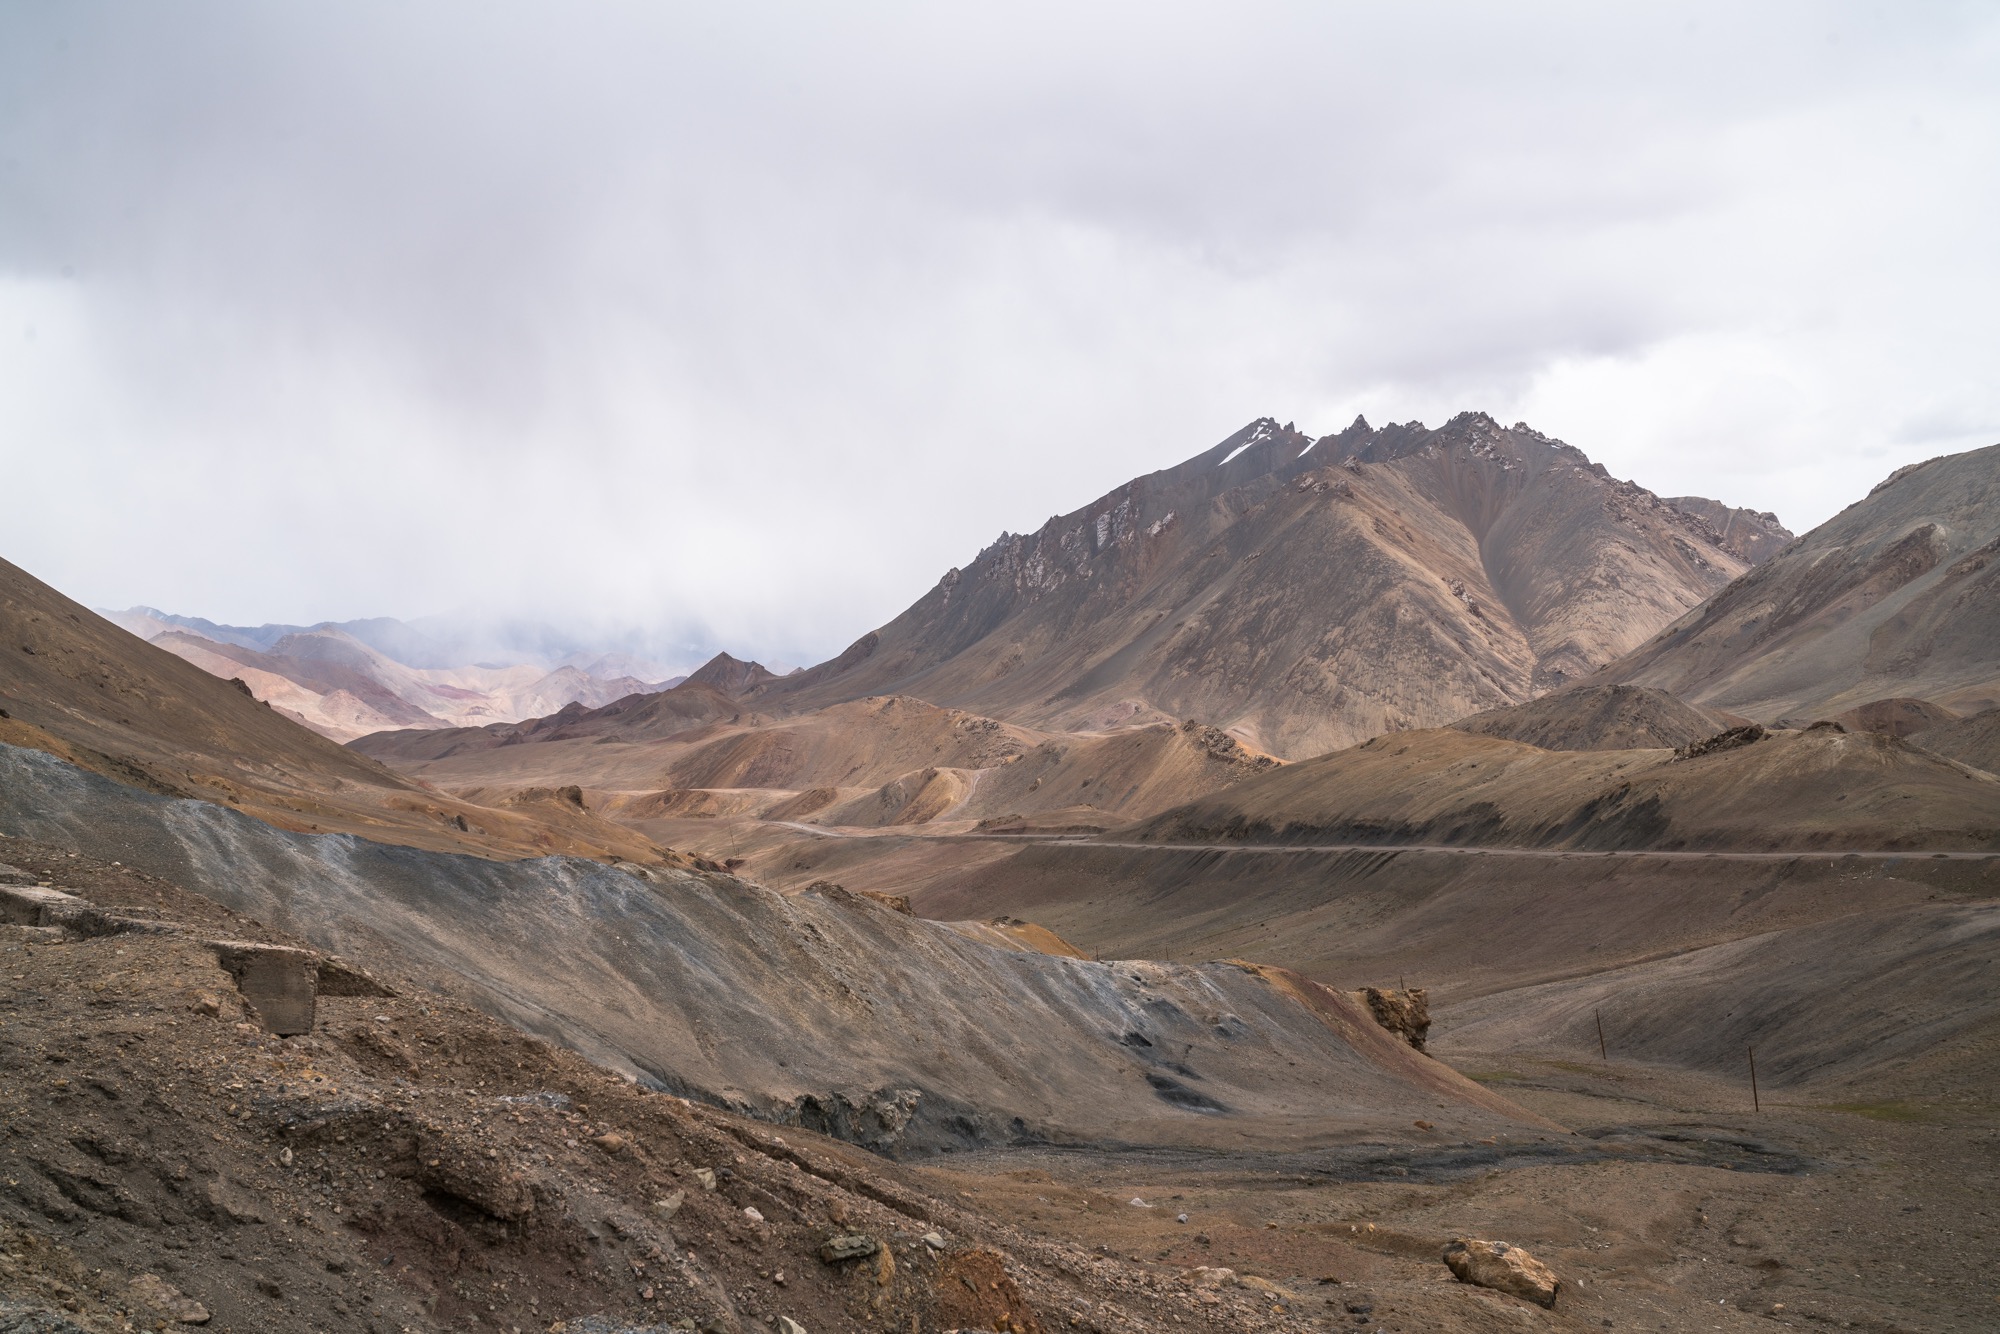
(1442, 1237, 1560, 1308)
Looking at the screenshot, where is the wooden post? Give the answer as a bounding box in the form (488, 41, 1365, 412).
(1595, 1009, 1607, 1062)
(1748, 1044, 1760, 1113)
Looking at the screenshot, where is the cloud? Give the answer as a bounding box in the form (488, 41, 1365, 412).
(2, 1, 1996, 661)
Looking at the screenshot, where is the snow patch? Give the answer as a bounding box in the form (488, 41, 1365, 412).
(1216, 421, 1276, 467)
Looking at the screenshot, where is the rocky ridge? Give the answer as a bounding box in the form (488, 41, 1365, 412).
(741, 413, 1789, 758)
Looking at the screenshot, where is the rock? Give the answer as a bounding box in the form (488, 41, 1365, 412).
(413, 1140, 535, 1221)
(200, 1175, 267, 1225)
(127, 1274, 212, 1324)
(1359, 986, 1431, 1050)
(692, 1166, 717, 1191)
(591, 1132, 628, 1154)
(819, 1233, 879, 1263)
(742, 1206, 764, 1223)
(655, 1190, 686, 1219)
(191, 992, 222, 1017)
(0, 1301, 97, 1334)
(206, 940, 318, 1036)
(777, 1319, 806, 1334)
(921, 1231, 947, 1250)
(1442, 1238, 1560, 1308)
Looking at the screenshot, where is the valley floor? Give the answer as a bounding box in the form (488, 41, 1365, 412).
(921, 1045, 2000, 1333)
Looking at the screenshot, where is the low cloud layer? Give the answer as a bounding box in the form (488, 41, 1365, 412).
(4, 2, 1996, 663)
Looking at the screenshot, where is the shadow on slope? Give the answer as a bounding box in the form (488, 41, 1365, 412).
(1438, 902, 2000, 1089)
(1123, 725, 2000, 852)
(0, 743, 1550, 1158)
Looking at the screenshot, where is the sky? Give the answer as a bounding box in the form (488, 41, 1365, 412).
(3, 2, 1997, 668)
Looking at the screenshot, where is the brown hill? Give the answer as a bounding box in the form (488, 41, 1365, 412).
(351, 678, 742, 763)
(682, 649, 784, 696)
(743, 413, 1787, 758)
(1123, 724, 2000, 852)
(1912, 706, 2000, 775)
(1448, 683, 1730, 752)
(363, 690, 1279, 833)
(0, 554, 664, 863)
(1831, 695, 1960, 738)
(1596, 442, 2000, 720)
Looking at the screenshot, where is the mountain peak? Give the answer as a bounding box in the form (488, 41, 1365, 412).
(757, 415, 1783, 756)
(684, 651, 780, 697)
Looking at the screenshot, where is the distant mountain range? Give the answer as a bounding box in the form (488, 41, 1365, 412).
(98, 608, 690, 741)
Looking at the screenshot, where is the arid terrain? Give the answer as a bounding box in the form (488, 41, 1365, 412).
(4, 420, 1998, 1331)
(101, 609, 682, 743)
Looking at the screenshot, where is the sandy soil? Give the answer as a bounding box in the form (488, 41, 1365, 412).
(920, 1045, 2000, 1333)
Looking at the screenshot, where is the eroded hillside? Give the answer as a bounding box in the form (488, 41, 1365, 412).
(737, 413, 1787, 757)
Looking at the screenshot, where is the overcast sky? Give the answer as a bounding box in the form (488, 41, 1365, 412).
(4, 2, 1996, 667)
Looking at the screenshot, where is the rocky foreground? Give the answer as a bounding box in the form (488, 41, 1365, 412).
(0, 835, 1362, 1334)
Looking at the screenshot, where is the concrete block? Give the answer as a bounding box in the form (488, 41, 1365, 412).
(0, 885, 87, 927)
(207, 940, 318, 1036)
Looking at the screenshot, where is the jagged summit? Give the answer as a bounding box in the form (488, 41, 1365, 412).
(750, 414, 1790, 758)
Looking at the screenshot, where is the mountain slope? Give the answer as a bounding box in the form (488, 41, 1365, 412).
(1123, 724, 2000, 853)
(1450, 683, 1733, 752)
(746, 413, 1788, 758)
(0, 741, 1551, 1155)
(1595, 443, 2000, 720)
(0, 555, 665, 863)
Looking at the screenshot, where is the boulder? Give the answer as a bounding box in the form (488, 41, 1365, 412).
(1442, 1238, 1560, 1308)
(818, 1233, 879, 1263)
(1359, 987, 1430, 1050)
(127, 1273, 212, 1324)
(207, 940, 318, 1036)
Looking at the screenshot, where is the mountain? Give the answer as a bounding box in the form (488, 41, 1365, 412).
(104, 612, 681, 742)
(105, 605, 704, 675)
(743, 413, 1790, 758)
(0, 555, 666, 863)
(682, 649, 785, 695)
(1594, 443, 2000, 720)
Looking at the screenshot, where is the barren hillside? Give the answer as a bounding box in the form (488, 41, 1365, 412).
(0, 556, 666, 864)
(1125, 723, 2000, 853)
(741, 413, 1787, 758)
(1595, 442, 2000, 720)
(358, 690, 1279, 833)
